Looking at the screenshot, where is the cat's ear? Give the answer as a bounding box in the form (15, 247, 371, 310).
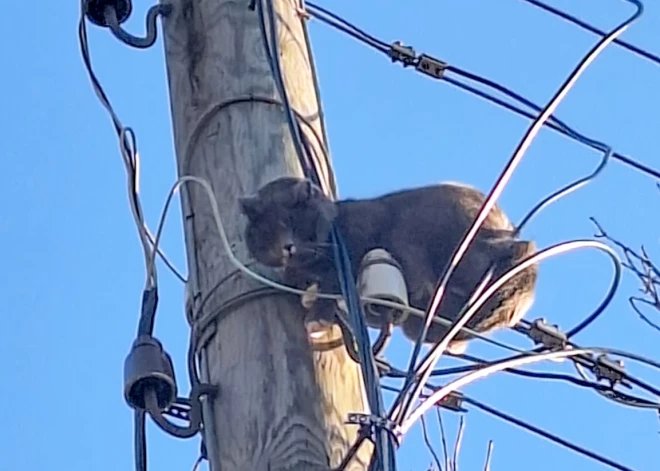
(238, 196, 263, 219)
(292, 179, 323, 203)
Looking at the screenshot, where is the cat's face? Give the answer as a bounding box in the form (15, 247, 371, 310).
(239, 177, 337, 268)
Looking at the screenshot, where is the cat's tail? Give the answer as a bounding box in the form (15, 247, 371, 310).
(501, 239, 538, 328)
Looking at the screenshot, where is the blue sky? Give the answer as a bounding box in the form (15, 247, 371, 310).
(1, 1, 659, 470)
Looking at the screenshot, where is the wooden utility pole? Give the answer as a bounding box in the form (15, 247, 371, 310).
(161, 0, 372, 469)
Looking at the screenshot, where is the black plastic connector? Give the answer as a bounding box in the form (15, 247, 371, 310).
(124, 335, 177, 411)
(85, 0, 132, 27)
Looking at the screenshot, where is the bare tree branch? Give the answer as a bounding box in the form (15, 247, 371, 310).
(591, 217, 660, 332)
(452, 416, 466, 471)
(483, 441, 494, 471)
(421, 413, 443, 471)
(436, 408, 450, 471)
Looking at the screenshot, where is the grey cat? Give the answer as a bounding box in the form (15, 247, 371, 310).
(239, 177, 537, 353)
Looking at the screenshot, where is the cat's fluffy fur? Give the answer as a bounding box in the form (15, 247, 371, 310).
(239, 177, 537, 353)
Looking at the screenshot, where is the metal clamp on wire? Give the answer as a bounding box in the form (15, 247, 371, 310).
(152, 383, 217, 438)
(526, 318, 568, 349)
(434, 391, 467, 413)
(346, 413, 399, 443)
(83, 0, 171, 49)
(416, 54, 447, 79)
(389, 41, 417, 67)
(592, 354, 630, 388)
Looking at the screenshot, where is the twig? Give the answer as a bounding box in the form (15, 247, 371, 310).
(421, 413, 443, 471)
(436, 408, 450, 471)
(452, 416, 465, 471)
(591, 217, 660, 331)
(483, 440, 494, 471)
(630, 297, 660, 333)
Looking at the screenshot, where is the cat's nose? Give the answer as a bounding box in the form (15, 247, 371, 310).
(283, 242, 296, 257)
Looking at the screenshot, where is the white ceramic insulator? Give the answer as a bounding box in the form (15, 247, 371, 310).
(335, 248, 409, 325)
(358, 249, 408, 304)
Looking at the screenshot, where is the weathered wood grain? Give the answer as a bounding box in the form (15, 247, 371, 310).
(161, 0, 372, 469)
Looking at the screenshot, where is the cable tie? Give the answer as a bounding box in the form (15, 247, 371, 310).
(346, 413, 398, 441)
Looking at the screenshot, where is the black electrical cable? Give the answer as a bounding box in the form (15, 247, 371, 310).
(460, 395, 638, 471)
(571, 344, 660, 398)
(303, 2, 660, 182)
(78, 1, 188, 284)
(331, 226, 397, 471)
(135, 411, 147, 471)
(399, 236, 623, 427)
(257, 2, 397, 469)
(381, 383, 642, 471)
(604, 348, 660, 371)
(258, 0, 312, 182)
(454, 352, 660, 410)
(519, 0, 660, 67)
(306, 2, 390, 53)
(442, 75, 660, 180)
(381, 350, 660, 410)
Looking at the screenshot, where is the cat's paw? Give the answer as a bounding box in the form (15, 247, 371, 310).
(301, 283, 319, 309)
